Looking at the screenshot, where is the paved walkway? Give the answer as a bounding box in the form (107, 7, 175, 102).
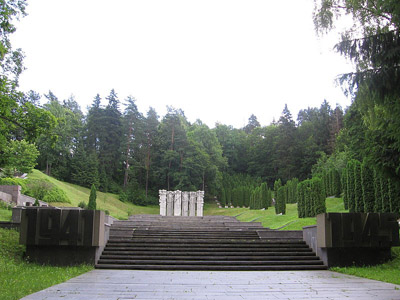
(22, 270, 400, 300)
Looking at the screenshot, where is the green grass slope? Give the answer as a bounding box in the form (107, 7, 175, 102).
(28, 170, 158, 219)
(204, 197, 347, 230)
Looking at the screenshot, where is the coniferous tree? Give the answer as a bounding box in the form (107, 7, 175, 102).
(70, 140, 99, 188)
(276, 186, 286, 214)
(353, 160, 363, 212)
(361, 161, 375, 212)
(312, 177, 326, 215)
(388, 178, 400, 214)
(143, 107, 159, 197)
(381, 178, 391, 213)
(260, 183, 269, 209)
(332, 169, 341, 198)
(341, 168, 348, 209)
(373, 170, 383, 213)
(297, 181, 305, 218)
(101, 89, 123, 189)
(346, 160, 356, 212)
(273, 179, 282, 205)
(305, 180, 313, 217)
(220, 188, 226, 206)
(88, 184, 97, 210)
(121, 96, 144, 188)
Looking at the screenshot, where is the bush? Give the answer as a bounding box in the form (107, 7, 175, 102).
(297, 181, 305, 218)
(78, 201, 87, 209)
(275, 186, 286, 215)
(341, 169, 348, 210)
(311, 177, 326, 215)
(0, 177, 27, 193)
(120, 186, 157, 206)
(25, 179, 70, 203)
(354, 160, 363, 212)
(0, 201, 12, 210)
(346, 160, 356, 212)
(88, 184, 97, 210)
(361, 161, 375, 212)
(42, 188, 70, 203)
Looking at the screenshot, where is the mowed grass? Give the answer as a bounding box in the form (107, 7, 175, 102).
(0, 228, 93, 300)
(28, 170, 159, 219)
(204, 197, 347, 230)
(0, 207, 12, 221)
(331, 247, 400, 285)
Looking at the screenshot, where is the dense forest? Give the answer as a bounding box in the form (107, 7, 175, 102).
(1, 86, 346, 204)
(1, 0, 399, 214)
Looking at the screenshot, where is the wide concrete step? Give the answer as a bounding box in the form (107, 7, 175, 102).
(97, 259, 324, 266)
(102, 248, 313, 254)
(97, 215, 326, 271)
(112, 222, 263, 227)
(99, 255, 320, 261)
(107, 238, 304, 244)
(112, 236, 260, 240)
(110, 232, 259, 239)
(95, 264, 327, 271)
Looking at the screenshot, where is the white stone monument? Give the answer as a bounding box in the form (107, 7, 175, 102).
(166, 191, 174, 216)
(189, 191, 197, 216)
(159, 189, 167, 216)
(196, 190, 204, 217)
(182, 192, 189, 216)
(174, 190, 182, 216)
(159, 190, 204, 217)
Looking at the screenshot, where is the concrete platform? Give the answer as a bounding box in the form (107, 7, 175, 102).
(22, 270, 400, 299)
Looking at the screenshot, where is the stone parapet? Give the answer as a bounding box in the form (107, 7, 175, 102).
(303, 213, 399, 267)
(19, 207, 107, 265)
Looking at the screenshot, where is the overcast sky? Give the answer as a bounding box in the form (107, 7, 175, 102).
(11, 0, 354, 128)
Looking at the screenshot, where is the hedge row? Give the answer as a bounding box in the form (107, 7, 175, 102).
(219, 173, 271, 209)
(341, 159, 400, 214)
(322, 169, 341, 198)
(297, 177, 326, 218)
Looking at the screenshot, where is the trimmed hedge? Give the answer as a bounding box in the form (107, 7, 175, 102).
(297, 177, 326, 218)
(275, 186, 286, 215)
(361, 161, 375, 212)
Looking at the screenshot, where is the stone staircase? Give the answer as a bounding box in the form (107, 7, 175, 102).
(95, 215, 327, 271)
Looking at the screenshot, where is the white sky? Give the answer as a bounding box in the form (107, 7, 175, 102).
(11, 0, 354, 128)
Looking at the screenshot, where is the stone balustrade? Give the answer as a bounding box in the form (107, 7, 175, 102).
(159, 190, 204, 216)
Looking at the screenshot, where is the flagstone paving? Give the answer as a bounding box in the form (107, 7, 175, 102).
(22, 269, 400, 300)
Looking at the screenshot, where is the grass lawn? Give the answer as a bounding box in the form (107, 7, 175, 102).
(0, 207, 12, 222)
(28, 170, 159, 219)
(0, 228, 93, 300)
(331, 247, 400, 285)
(204, 197, 347, 230)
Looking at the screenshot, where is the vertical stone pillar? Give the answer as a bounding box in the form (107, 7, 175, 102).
(174, 190, 182, 216)
(189, 192, 197, 216)
(182, 192, 189, 216)
(166, 191, 174, 216)
(159, 190, 167, 216)
(196, 190, 204, 217)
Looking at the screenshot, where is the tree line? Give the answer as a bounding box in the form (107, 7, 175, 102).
(8, 90, 342, 205)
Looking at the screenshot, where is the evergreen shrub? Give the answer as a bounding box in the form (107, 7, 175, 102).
(353, 160, 363, 212)
(88, 184, 97, 210)
(361, 161, 375, 212)
(0, 177, 27, 193)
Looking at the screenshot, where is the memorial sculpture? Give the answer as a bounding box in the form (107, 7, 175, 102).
(159, 190, 204, 216)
